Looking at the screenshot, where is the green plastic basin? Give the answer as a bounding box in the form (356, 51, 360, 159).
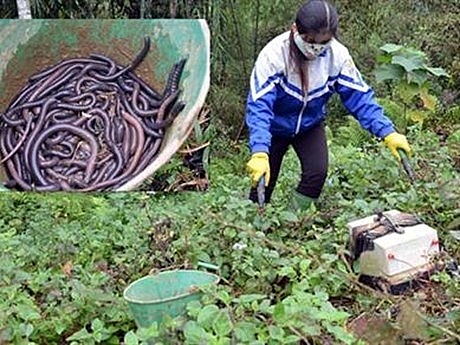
(123, 270, 220, 328)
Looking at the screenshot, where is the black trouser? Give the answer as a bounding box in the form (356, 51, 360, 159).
(249, 122, 328, 203)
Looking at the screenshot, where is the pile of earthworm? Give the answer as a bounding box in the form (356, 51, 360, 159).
(0, 36, 187, 191)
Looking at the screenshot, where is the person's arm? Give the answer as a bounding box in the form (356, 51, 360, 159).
(245, 49, 281, 154)
(334, 58, 394, 139)
(334, 58, 411, 160)
(245, 45, 282, 184)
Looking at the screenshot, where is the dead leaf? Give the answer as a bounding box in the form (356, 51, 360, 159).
(62, 261, 73, 277)
(420, 89, 438, 111)
(188, 285, 199, 293)
(408, 109, 428, 124)
(396, 300, 429, 341)
(347, 313, 402, 345)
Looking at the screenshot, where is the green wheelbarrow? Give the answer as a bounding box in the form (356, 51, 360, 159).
(0, 19, 210, 191)
(123, 265, 220, 329)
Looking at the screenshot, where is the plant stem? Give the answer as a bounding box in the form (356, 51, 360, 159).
(288, 326, 312, 344)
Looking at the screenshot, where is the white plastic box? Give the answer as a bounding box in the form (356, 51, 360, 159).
(347, 210, 440, 283)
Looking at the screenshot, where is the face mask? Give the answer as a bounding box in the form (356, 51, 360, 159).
(293, 32, 331, 59)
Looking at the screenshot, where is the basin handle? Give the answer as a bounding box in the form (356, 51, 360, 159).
(197, 261, 219, 271)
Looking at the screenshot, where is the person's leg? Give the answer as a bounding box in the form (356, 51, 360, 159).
(249, 135, 291, 203)
(291, 122, 329, 209)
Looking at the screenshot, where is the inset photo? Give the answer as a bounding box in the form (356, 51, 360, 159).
(0, 18, 210, 192)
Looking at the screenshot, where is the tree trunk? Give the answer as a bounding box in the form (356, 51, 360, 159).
(16, 0, 32, 19)
(169, 0, 178, 18)
(140, 0, 145, 19)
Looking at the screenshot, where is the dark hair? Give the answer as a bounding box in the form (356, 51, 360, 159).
(289, 0, 339, 92)
(296, 0, 338, 35)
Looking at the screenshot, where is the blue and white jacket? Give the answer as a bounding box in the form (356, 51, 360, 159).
(245, 31, 395, 154)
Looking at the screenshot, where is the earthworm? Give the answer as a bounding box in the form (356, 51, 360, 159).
(0, 115, 33, 163)
(0, 36, 188, 191)
(120, 108, 145, 174)
(163, 58, 187, 96)
(89, 54, 118, 75)
(29, 123, 99, 186)
(130, 36, 151, 70)
(23, 97, 58, 173)
(131, 82, 160, 116)
(126, 71, 163, 100)
(39, 157, 60, 168)
(149, 90, 181, 129)
(88, 108, 124, 179)
(28, 58, 112, 82)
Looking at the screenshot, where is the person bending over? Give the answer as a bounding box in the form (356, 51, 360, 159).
(245, 0, 411, 211)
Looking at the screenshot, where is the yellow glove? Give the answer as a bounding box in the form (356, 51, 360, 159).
(383, 132, 412, 161)
(246, 152, 270, 186)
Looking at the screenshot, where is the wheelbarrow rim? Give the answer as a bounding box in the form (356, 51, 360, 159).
(123, 269, 220, 305)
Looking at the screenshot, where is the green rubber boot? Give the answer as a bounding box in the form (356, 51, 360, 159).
(290, 190, 316, 212)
